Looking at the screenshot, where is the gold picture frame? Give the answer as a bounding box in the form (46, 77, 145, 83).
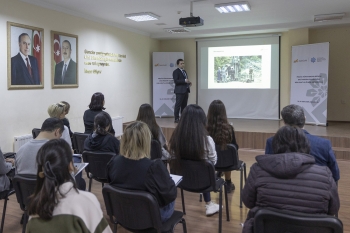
(7, 22, 44, 90)
(51, 31, 78, 88)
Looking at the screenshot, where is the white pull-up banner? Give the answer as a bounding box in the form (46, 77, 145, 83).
(290, 43, 329, 125)
(152, 52, 184, 117)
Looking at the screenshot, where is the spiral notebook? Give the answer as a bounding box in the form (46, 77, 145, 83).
(170, 174, 183, 186)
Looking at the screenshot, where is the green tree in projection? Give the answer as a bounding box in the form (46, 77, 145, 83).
(239, 56, 262, 76)
(214, 56, 231, 71)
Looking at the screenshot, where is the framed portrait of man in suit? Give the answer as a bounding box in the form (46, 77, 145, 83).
(51, 31, 78, 88)
(7, 22, 44, 90)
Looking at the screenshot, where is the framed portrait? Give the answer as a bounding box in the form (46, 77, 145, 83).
(51, 31, 78, 88)
(7, 22, 44, 90)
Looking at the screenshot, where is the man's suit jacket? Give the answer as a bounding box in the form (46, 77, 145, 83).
(11, 53, 40, 85)
(265, 129, 340, 181)
(173, 68, 190, 94)
(54, 60, 77, 84)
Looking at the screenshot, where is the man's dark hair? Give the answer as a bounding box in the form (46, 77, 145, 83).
(18, 33, 30, 43)
(272, 125, 310, 154)
(40, 118, 64, 134)
(62, 40, 71, 50)
(176, 59, 183, 65)
(281, 104, 305, 128)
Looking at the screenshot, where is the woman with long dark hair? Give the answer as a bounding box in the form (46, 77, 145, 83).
(207, 100, 238, 192)
(136, 104, 170, 160)
(169, 104, 219, 216)
(83, 92, 115, 135)
(242, 126, 339, 233)
(84, 111, 120, 154)
(107, 121, 176, 222)
(26, 139, 112, 233)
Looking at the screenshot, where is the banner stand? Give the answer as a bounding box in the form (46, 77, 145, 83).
(290, 43, 329, 126)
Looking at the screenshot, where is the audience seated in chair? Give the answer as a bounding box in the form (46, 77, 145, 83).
(207, 99, 239, 193)
(265, 104, 340, 182)
(26, 139, 112, 233)
(0, 149, 13, 192)
(107, 121, 176, 222)
(47, 103, 72, 148)
(83, 92, 115, 135)
(136, 103, 171, 160)
(15, 118, 63, 175)
(60, 101, 73, 138)
(169, 104, 219, 216)
(242, 125, 340, 233)
(84, 111, 120, 154)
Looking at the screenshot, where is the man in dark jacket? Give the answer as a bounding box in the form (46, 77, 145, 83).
(265, 104, 340, 182)
(242, 126, 340, 233)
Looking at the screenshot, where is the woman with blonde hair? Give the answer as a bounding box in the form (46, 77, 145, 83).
(26, 139, 112, 233)
(47, 103, 72, 147)
(107, 121, 176, 222)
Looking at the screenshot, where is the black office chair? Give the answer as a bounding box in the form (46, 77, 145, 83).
(31, 128, 41, 139)
(215, 144, 246, 207)
(102, 185, 187, 233)
(171, 159, 229, 233)
(254, 208, 343, 233)
(82, 151, 115, 192)
(0, 189, 15, 233)
(12, 174, 37, 233)
(72, 132, 89, 154)
(151, 139, 162, 160)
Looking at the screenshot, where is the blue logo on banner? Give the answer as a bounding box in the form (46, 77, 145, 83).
(311, 57, 316, 63)
(170, 63, 174, 67)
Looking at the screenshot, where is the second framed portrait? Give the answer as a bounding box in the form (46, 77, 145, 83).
(51, 31, 78, 88)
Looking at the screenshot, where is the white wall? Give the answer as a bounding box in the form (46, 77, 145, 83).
(0, 0, 160, 151)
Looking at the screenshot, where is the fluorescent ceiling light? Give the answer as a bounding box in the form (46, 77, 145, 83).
(165, 27, 191, 33)
(125, 12, 160, 22)
(215, 2, 250, 13)
(314, 13, 345, 22)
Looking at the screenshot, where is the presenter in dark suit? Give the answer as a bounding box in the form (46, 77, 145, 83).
(173, 59, 191, 123)
(11, 33, 40, 85)
(54, 40, 77, 85)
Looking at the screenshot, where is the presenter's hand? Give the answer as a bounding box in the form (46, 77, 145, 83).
(189, 82, 192, 87)
(185, 79, 189, 83)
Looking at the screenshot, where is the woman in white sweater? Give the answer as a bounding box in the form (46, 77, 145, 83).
(26, 139, 112, 233)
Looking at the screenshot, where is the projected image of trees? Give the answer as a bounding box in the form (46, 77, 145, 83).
(214, 55, 262, 83)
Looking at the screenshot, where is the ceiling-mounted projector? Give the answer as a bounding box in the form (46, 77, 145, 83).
(179, 16, 204, 27)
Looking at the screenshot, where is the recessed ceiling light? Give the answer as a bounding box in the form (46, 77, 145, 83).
(164, 27, 191, 33)
(125, 12, 160, 22)
(215, 2, 251, 13)
(314, 13, 345, 22)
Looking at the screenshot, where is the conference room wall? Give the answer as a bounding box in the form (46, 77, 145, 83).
(0, 0, 160, 152)
(310, 25, 350, 122)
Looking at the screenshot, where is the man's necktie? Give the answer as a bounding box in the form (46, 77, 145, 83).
(62, 64, 67, 84)
(26, 58, 32, 78)
(182, 69, 187, 78)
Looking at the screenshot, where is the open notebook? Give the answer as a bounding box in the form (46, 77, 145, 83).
(170, 174, 183, 186)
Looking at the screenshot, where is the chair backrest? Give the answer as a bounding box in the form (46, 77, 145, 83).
(150, 139, 162, 160)
(254, 208, 343, 233)
(12, 174, 37, 211)
(72, 132, 89, 154)
(102, 185, 162, 232)
(31, 128, 41, 139)
(82, 151, 115, 180)
(215, 144, 239, 170)
(171, 159, 217, 192)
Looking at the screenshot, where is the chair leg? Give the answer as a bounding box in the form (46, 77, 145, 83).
(243, 163, 247, 182)
(224, 183, 230, 221)
(181, 218, 187, 233)
(88, 178, 93, 192)
(22, 212, 28, 233)
(218, 188, 222, 233)
(0, 195, 9, 233)
(199, 193, 202, 202)
(180, 189, 186, 215)
(240, 168, 243, 208)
